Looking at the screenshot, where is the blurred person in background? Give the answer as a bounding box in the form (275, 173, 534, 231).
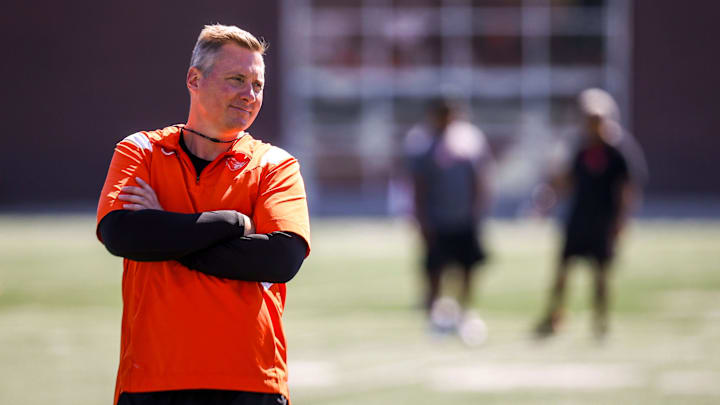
(533, 88, 646, 340)
(96, 24, 310, 405)
(404, 97, 494, 339)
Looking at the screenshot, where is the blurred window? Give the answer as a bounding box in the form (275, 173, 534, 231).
(284, 0, 630, 214)
(392, 0, 443, 8)
(311, 98, 363, 124)
(550, 6, 603, 35)
(392, 35, 442, 67)
(311, 36, 363, 67)
(550, 96, 581, 126)
(473, 35, 523, 66)
(550, 0, 605, 6)
(470, 97, 523, 127)
(470, 0, 523, 6)
(550, 36, 604, 65)
(311, 0, 363, 7)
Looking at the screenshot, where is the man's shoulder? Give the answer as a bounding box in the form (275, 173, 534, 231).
(238, 135, 297, 170)
(118, 125, 182, 151)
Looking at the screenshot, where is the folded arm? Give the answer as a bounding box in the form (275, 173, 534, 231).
(100, 209, 306, 282)
(99, 174, 307, 283)
(98, 209, 250, 261)
(178, 232, 307, 283)
(99, 175, 253, 261)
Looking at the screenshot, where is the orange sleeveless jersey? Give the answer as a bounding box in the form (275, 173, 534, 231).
(96, 125, 310, 404)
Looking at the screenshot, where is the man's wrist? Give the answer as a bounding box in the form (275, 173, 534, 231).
(238, 212, 255, 235)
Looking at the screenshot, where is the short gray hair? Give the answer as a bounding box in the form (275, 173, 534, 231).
(189, 24, 267, 73)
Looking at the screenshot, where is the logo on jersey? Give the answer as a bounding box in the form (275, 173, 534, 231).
(226, 155, 249, 171)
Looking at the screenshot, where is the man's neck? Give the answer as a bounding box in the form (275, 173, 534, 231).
(182, 120, 239, 161)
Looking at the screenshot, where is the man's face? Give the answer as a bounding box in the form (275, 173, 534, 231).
(190, 43, 265, 134)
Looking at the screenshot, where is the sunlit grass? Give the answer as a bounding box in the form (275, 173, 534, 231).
(1, 215, 719, 404)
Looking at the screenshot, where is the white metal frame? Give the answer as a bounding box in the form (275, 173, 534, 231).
(281, 0, 633, 214)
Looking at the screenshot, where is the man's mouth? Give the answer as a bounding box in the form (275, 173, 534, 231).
(230, 105, 251, 113)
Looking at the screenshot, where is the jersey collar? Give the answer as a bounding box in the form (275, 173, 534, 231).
(150, 124, 253, 158)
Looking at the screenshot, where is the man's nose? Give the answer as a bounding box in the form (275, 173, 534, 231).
(240, 85, 257, 103)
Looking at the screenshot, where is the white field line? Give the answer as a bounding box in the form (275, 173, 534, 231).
(290, 360, 647, 392)
(430, 363, 645, 391)
(288, 361, 338, 387)
(658, 370, 720, 396)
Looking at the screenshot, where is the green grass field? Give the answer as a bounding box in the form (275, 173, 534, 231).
(1, 215, 719, 404)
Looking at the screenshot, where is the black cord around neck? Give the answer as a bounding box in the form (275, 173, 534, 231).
(177, 126, 241, 144)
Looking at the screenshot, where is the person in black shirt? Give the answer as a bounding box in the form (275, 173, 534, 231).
(534, 88, 645, 340)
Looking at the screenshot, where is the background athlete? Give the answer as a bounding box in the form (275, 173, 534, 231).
(533, 88, 646, 340)
(404, 98, 494, 339)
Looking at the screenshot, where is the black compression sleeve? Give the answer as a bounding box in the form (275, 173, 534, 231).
(98, 209, 247, 261)
(177, 232, 307, 283)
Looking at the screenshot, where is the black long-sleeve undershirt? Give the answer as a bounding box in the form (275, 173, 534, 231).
(177, 231, 306, 283)
(98, 209, 306, 283)
(98, 209, 247, 261)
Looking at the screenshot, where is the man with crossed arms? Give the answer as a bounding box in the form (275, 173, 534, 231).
(96, 24, 310, 405)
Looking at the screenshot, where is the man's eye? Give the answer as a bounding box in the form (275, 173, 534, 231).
(234, 77, 245, 83)
(254, 83, 263, 90)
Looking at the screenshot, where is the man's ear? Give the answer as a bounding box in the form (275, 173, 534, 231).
(187, 67, 202, 93)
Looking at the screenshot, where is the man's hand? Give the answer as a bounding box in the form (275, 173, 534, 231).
(119, 177, 164, 211)
(240, 212, 256, 235)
